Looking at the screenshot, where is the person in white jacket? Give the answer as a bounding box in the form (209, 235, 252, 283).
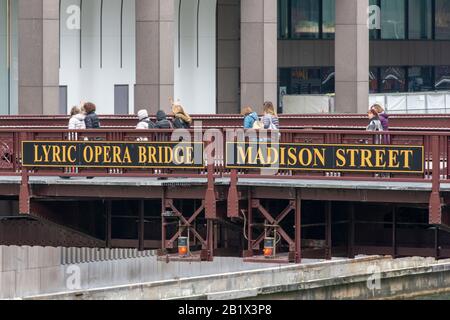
(68, 106, 86, 130)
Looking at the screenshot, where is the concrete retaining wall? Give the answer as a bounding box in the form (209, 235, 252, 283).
(24, 256, 450, 300)
(0, 246, 282, 299)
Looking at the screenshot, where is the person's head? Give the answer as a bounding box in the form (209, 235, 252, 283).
(368, 109, 379, 119)
(156, 110, 167, 121)
(263, 101, 276, 116)
(83, 102, 96, 114)
(137, 109, 149, 121)
(172, 103, 186, 116)
(70, 106, 81, 117)
(241, 106, 253, 116)
(371, 104, 384, 114)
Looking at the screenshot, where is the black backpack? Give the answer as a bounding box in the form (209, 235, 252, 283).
(174, 117, 190, 129)
(146, 120, 156, 129)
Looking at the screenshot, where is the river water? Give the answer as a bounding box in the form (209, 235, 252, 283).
(414, 293, 450, 300)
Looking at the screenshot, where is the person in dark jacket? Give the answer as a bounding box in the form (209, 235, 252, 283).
(83, 102, 100, 129)
(155, 110, 173, 129)
(172, 103, 192, 129)
(242, 106, 259, 129)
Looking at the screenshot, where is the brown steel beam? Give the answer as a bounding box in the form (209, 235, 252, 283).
(3, 114, 450, 130)
(429, 136, 443, 225)
(251, 201, 295, 250)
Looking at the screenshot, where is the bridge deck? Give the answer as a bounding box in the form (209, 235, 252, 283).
(1, 176, 448, 192)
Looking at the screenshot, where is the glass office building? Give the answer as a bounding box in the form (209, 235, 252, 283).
(279, 0, 450, 96)
(4, 0, 450, 115)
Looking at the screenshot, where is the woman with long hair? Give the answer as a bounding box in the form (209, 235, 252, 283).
(262, 101, 280, 130)
(172, 102, 192, 129)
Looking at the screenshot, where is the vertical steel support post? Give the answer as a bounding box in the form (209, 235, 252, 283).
(243, 190, 253, 258)
(325, 201, 332, 260)
(227, 169, 239, 218)
(205, 164, 216, 219)
(430, 136, 442, 225)
(295, 190, 302, 264)
(348, 203, 355, 259)
(435, 227, 440, 260)
(160, 188, 167, 255)
(19, 132, 30, 214)
(138, 200, 145, 251)
(105, 200, 112, 248)
(392, 207, 397, 258)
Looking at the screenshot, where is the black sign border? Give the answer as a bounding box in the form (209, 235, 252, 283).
(225, 142, 425, 174)
(22, 141, 205, 169)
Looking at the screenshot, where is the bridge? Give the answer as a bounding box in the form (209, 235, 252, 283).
(0, 115, 449, 264)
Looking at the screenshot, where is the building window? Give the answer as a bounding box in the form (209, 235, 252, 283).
(435, 0, 450, 39)
(369, 67, 380, 93)
(409, 0, 433, 39)
(291, 0, 320, 39)
(380, 67, 406, 92)
(321, 67, 335, 93)
(369, 0, 381, 40)
(279, 67, 334, 94)
(435, 66, 450, 90)
(408, 66, 434, 91)
(279, 0, 290, 39)
(322, 0, 335, 39)
(381, 0, 406, 39)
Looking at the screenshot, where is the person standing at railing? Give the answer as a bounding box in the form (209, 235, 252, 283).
(172, 101, 192, 129)
(262, 102, 280, 130)
(242, 106, 259, 129)
(68, 106, 86, 131)
(371, 104, 390, 144)
(367, 108, 384, 145)
(83, 102, 101, 129)
(155, 110, 173, 129)
(63, 106, 86, 179)
(136, 109, 155, 129)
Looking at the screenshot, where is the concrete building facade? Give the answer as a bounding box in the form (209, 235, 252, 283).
(1, 0, 450, 115)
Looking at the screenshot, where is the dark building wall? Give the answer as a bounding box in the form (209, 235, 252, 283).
(370, 41, 450, 66)
(217, 0, 240, 114)
(278, 40, 334, 68)
(278, 40, 450, 68)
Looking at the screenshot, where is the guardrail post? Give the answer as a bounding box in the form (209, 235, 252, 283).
(429, 136, 442, 225)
